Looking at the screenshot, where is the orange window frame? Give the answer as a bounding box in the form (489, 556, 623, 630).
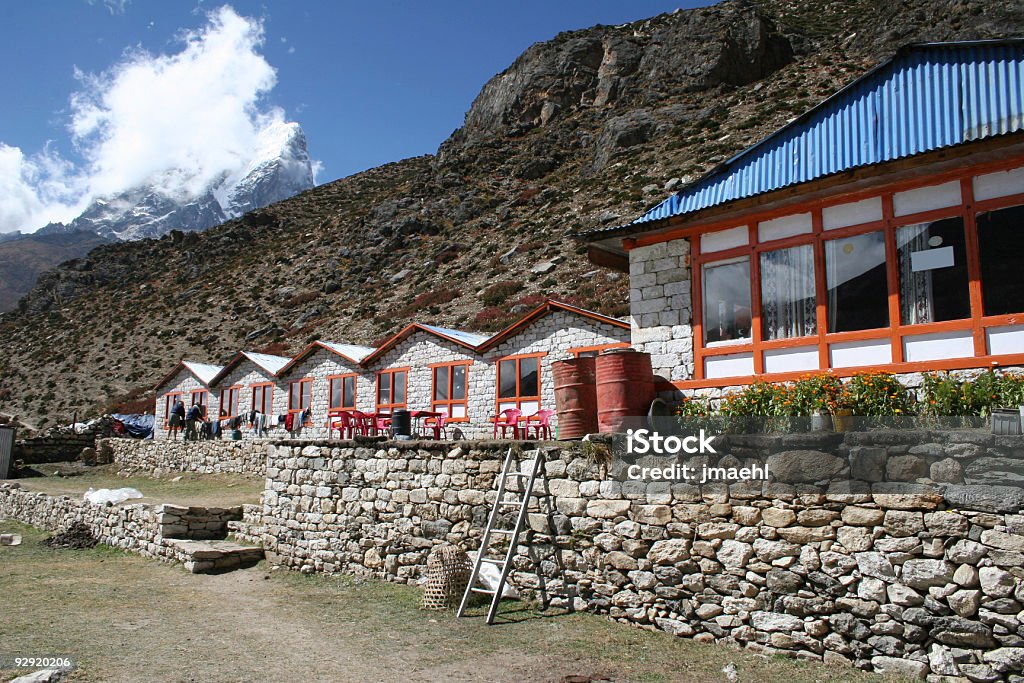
(288, 379, 313, 424)
(219, 386, 241, 419)
(191, 390, 208, 407)
(569, 342, 630, 358)
(251, 382, 274, 415)
(495, 353, 545, 414)
(328, 373, 358, 412)
(376, 367, 409, 411)
(647, 156, 1024, 390)
(430, 361, 471, 422)
(163, 392, 183, 428)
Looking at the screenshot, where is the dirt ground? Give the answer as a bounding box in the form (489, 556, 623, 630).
(0, 521, 904, 683)
(7, 464, 263, 507)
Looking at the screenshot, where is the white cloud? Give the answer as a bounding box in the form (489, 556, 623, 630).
(86, 0, 131, 16)
(0, 5, 308, 233)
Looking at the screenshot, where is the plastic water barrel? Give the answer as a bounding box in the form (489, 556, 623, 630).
(391, 409, 412, 437)
(552, 357, 598, 439)
(595, 348, 655, 433)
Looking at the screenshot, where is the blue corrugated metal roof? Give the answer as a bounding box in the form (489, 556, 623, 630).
(633, 40, 1024, 226)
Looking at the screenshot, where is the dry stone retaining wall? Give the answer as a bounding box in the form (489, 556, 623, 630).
(0, 482, 241, 565)
(103, 437, 268, 475)
(255, 432, 1024, 681)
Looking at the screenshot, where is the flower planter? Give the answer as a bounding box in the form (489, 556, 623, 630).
(832, 409, 854, 433)
(992, 408, 1023, 435)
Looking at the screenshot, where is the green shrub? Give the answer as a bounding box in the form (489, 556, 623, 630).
(790, 373, 843, 414)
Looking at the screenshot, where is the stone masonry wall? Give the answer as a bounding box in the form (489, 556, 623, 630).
(0, 482, 242, 566)
(103, 437, 268, 475)
(628, 240, 693, 381)
(12, 432, 96, 465)
(255, 432, 1024, 681)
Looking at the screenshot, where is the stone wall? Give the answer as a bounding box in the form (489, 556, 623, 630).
(627, 240, 693, 382)
(254, 432, 1024, 680)
(104, 437, 268, 475)
(0, 482, 242, 565)
(12, 432, 97, 465)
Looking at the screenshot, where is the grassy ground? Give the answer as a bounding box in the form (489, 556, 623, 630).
(7, 464, 263, 507)
(0, 520, 905, 683)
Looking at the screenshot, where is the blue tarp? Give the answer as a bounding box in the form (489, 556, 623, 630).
(112, 413, 155, 440)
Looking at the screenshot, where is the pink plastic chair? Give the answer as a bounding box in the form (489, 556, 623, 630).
(350, 410, 374, 436)
(329, 411, 355, 439)
(492, 408, 523, 439)
(524, 409, 555, 440)
(422, 414, 448, 440)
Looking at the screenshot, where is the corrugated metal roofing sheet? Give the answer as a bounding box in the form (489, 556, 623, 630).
(633, 40, 1024, 226)
(181, 361, 223, 386)
(419, 324, 490, 347)
(241, 351, 292, 376)
(319, 341, 376, 362)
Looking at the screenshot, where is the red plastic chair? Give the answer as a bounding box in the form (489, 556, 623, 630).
(524, 409, 555, 440)
(492, 408, 523, 439)
(422, 414, 448, 440)
(329, 411, 355, 439)
(351, 410, 374, 436)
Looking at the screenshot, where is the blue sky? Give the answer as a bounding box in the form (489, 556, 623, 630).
(0, 1, 710, 232)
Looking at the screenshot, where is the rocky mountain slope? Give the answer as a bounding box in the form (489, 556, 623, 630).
(1, 0, 1021, 427)
(0, 122, 316, 314)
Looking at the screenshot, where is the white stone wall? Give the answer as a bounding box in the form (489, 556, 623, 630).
(209, 360, 288, 439)
(276, 349, 369, 439)
(154, 368, 208, 440)
(628, 239, 694, 381)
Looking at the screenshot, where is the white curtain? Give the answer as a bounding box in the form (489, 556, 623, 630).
(897, 224, 934, 325)
(761, 245, 817, 340)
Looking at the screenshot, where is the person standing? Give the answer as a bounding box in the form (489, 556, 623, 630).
(169, 397, 186, 440)
(184, 402, 202, 441)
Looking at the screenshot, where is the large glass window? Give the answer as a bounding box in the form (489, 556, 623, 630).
(497, 356, 540, 415)
(329, 374, 357, 411)
(897, 217, 970, 324)
(433, 363, 469, 420)
(219, 387, 239, 418)
(760, 245, 817, 340)
(289, 379, 311, 415)
(825, 231, 889, 332)
(703, 258, 752, 343)
(376, 369, 407, 410)
(978, 204, 1024, 316)
(252, 384, 273, 415)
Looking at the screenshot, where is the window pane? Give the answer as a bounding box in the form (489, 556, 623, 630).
(302, 382, 311, 409)
(897, 217, 970, 324)
(978, 204, 1024, 316)
(760, 245, 817, 340)
(378, 377, 390, 404)
(520, 400, 540, 416)
(498, 360, 517, 398)
(343, 377, 355, 408)
(434, 366, 449, 401)
(825, 231, 889, 332)
(394, 371, 406, 404)
(330, 379, 342, 409)
(452, 365, 467, 400)
(520, 357, 539, 397)
(703, 259, 752, 343)
(452, 405, 467, 419)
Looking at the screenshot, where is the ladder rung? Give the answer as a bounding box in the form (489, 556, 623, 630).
(481, 557, 505, 565)
(497, 500, 523, 507)
(506, 472, 531, 478)
(471, 587, 497, 595)
(490, 529, 514, 534)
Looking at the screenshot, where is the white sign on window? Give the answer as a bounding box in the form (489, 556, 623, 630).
(910, 246, 954, 272)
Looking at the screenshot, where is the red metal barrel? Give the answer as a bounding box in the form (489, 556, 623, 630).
(595, 348, 655, 433)
(552, 357, 598, 440)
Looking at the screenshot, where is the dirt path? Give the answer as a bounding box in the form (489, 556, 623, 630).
(0, 522, 890, 683)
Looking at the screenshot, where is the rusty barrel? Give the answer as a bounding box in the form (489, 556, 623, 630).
(552, 357, 598, 440)
(595, 348, 655, 433)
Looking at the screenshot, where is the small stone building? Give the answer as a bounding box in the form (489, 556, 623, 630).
(585, 40, 1024, 396)
(153, 361, 223, 439)
(275, 341, 376, 439)
(206, 351, 291, 435)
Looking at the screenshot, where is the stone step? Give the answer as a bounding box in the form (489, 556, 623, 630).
(164, 538, 264, 574)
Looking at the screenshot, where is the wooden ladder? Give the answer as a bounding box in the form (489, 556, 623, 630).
(457, 447, 544, 624)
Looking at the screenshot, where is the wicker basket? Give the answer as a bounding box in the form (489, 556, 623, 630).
(421, 544, 471, 610)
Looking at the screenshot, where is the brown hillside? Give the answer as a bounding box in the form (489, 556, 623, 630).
(1, 0, 1022, 427)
